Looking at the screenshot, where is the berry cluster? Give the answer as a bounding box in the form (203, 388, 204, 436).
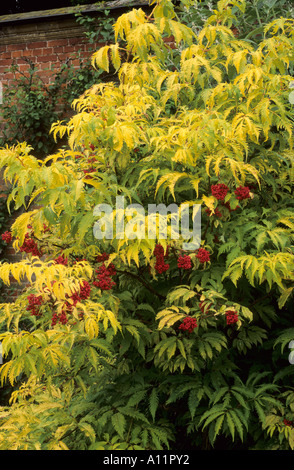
(54, 255, 68, 266)
(20, 233, 42, 257)
(51, 281, 92, 326)
(96, 252, 110, 263)
(179, 316, 198, 333)
(51, 310, 68, 326)
(211, 184, 229, 201)
(1, 231, 12, 243)
(225, 310, 239, 325)
(205, 207, 223, 218)
(26, 279, 92, 326)
(234, 186, 251, 201)
(83, 168, 96, 175)
(154, 244, 169, 274)
(26, 294, 43, 317)
(196, 248, 210, 263)
(210, 183, 251, 207)
(42, 224, 51, 233)
(177, 255, 192, 270)
(283, 419, 293, 427)
(93, 262, 116, 290)
(71, 280, 91, 303)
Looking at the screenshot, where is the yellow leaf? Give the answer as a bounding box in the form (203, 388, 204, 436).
(202, 195, 216, 213)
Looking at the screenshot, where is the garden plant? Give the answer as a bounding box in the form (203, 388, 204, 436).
(0, 0, 293, 450)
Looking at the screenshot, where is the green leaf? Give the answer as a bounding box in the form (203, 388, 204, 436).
(78, 422, 96, 443)
(126, 390, 146, 407)
(213, 414, 225, 442)
(226, 411, 235, 441)
(111, 413, 126, 439)
(229, 410, 244, 442)
(188, 388, 199, 420)
(149, 388, 159, 421)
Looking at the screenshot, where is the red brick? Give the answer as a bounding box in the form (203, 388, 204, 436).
(0, 66, 10, 74)
(68, 37, 85, 45)
(71, 58, 82, 67)
(18, 64, 31, 72)
(27, 41, 47, 49)
(9, 57, 32, 66)
(1, 72, 15, 80)
(54, 53, 69, 61)
(52, 46, 65, 55)
(19, 49, 35, 58)
(0, 52, 12, 59)
(11, 50, 28, 59)
(84, 43, 98, 51)
(31, 48, 43, 56)
(63, 45, 78, 53)
(38, 71, 54, 83)
(47, 39, 68, 47)
(6, 43, 26, 52)
(36, 54, 57, 63)
(43, 47, 55, 55)
(0, 59, 14, 67)
(36, 62, 52, 70)
(83, 50, 95, 59)
(38, 69, 54, 76)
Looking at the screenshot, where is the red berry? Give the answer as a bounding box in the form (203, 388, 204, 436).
(94, 262, 116, 290)
(96, 252, 110, 263)
(225, 310, 239, 325)
(20, 233, 42, 257)
(283, 419, 293, 427)
(196, 248, 210, 263)
(177, 255, 192, 270)
(155, 260, 169, 273)
(26, 294, 43, 317)
(42, 224, 50, 233)
(179, 316, 197, 333)
(1, 231, 12, 243)
(54, 255, 68, 266)
(154, 244, 169, 274)
(205, 207, 222, 218)
(211, 184, 229, 201)
(51, 313, 59, 326)
(154, 244, 164, 257)
(79, 280, 91, 299)
(234, 186, 251, 201)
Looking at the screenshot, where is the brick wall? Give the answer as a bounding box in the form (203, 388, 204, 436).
(0, 1, 151, 89)
(0, 10, 108, 88)
(0, 37, 103, 88)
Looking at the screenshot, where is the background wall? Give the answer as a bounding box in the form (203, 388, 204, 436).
(0, 2, 133, 88)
